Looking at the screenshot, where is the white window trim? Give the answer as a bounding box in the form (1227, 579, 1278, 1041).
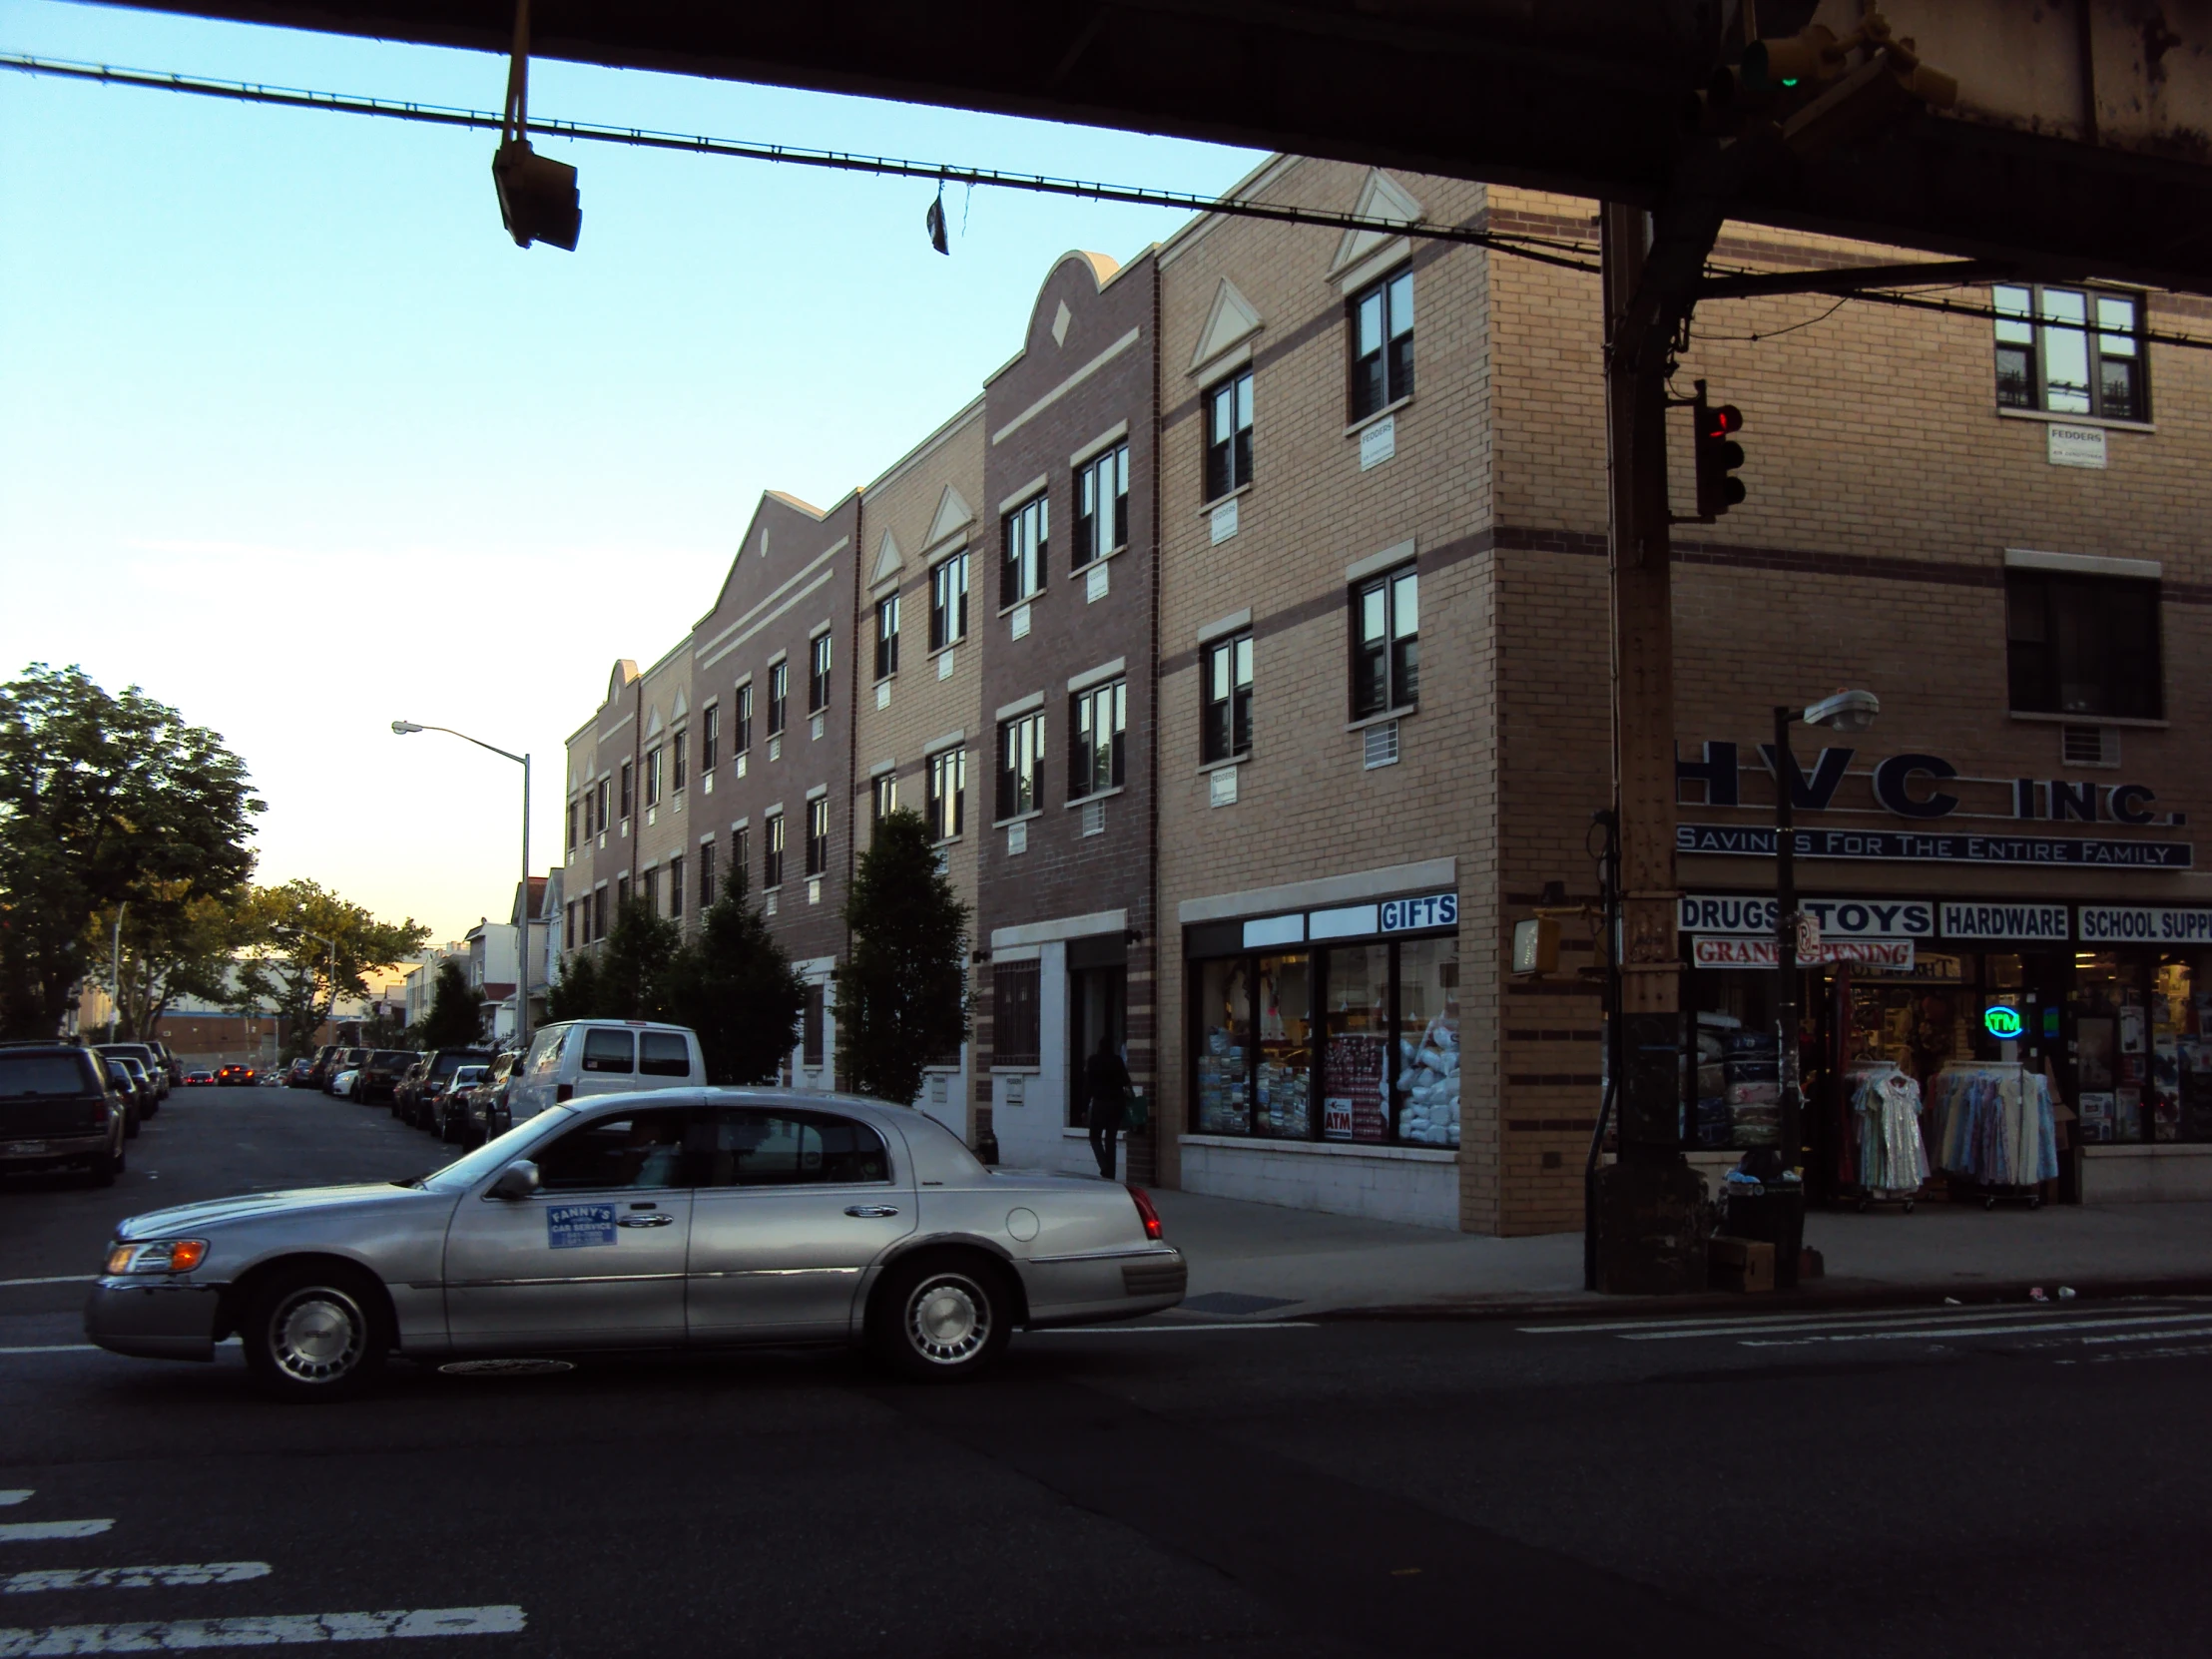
(1996, 406, 2155, 434)
(1069, 420, 1130, 468)
(1188, 336, 1255, 383)
(1198, 608, 1253, 645)
(1066, 656, 1127, 696)
(1344, 396, 1412, 438)
(1346, 539, 1417, 585)
(1347, 705, 1416, 734)
(2004, 547, 2162, 580)
(997, 475, 1050, 517)
(1335, 241, 1411, 297)
(1063, 784, 1126, 810)
(1199, 479, 1254, 516)
(995, 691, 1045, 722)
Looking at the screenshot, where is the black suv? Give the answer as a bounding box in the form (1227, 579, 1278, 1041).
(353, 1049, 418, 1105)
(0, 1043, 127, 1187)
(402, 1047, 495, 1129)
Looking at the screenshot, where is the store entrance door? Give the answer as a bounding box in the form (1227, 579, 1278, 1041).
(1067, 933, 1128, 1133)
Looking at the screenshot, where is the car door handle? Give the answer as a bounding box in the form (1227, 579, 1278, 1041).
(617, 1213, 675, 1228)
(844, 1205, 900, 1219)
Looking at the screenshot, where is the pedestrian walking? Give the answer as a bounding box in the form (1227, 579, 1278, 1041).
(1084, 1031, 1132, 1181)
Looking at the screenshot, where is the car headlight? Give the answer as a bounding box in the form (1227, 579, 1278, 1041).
(105, 1239, 209, 1276)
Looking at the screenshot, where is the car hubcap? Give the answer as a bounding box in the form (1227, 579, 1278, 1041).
(906, 1274, 989, 1365)
(270, 1287, 366, 1384)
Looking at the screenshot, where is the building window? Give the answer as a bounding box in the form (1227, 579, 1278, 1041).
(806, 797, 830, 877)
(994, 960, 1041, 1069)
(566, 800, 578, 850)
(803, 985, 826, 1069)
(928, 748, 966, 841)
(732, 825, 750, 890)
(669, 853, 685, 919)
(996, 711, 1045, 821)
(564, 901, 576, 950)
(1993, 284, 2146, 421)
(1205, 370, 1254, 500)
(1350, 267, 1413, 421)
(1191, 935, 1458, 1147)
(735, 683, 754, 754)
(2005, 567, 2162, 720)
(1001, 495, 1048, 609)
(763, 812, 785, 889)
(642, 866, 659, 915)
(810, 633, 832, 714)
(1070, 679, 1126, 799)
(1074, 443, 1129, 569)
(597, 779, 610, 831)
(1351, 565, 1418, 719)
(874, 594, 900, 681)
(768, 661, 788, 736)
(702, 704, 720, 772)
(930, 551, 969, 651)
(581, 789, 594, 839)
(644, 747, 663, 808)
(593, 885, 607, 937)
(672, 731, 687, 793)
(871, 773, 898, 828)
(1203, 632, 1255, 763)
(616, 872, 631, 913)
(618, 761, 633, 821)
(699, 839, 717, 909)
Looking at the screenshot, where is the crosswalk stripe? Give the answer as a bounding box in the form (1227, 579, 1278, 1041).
(1615, 1307, 2141, 1343)
(0, 1348, 99, 1358)
(0, 1603, 525, 1653)
(2075, 1324, 2212, 1347)
(1739, 1312, 2212, 1348)
(2, 1563, 271, 1595)
(1529, 1301, 2204, 1341)
(0, 1522, 112, 1543)
(0, 1500, 25, 1512)
(0, 1278, 95, 1290)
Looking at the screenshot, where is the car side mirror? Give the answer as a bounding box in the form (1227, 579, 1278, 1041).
(488, 1160, 540, 1201)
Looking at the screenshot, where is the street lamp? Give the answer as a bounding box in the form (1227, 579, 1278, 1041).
(1772, 689, 1880, 1168)
(392, 721, 533, 1059)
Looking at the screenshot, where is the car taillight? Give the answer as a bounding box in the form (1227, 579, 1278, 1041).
(555, 1083, 574, 1103)
(1126, 1184, 1163, 1242)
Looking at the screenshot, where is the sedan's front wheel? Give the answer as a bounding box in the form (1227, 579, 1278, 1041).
(869, 1255, 1012, 1382)
(242, 1265, 388, 1401)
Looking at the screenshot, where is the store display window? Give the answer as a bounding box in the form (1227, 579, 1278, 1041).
(1187, 931, 1458, 1148)
(2072, 952, 2211, 1143)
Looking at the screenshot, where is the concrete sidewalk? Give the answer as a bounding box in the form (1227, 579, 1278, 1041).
(1147, 1187, 2212, 1319)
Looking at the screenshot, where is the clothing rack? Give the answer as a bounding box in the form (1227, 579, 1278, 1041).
(1842, 1059, 1928, 1212)
(1929, 1061, 2058, 1209)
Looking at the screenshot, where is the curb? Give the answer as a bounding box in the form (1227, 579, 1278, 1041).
(1296, 1274, 2212, 1325)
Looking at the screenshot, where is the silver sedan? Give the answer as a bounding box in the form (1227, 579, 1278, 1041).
(85, 1089, 1186, 1397)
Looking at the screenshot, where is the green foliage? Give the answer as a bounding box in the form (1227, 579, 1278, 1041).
(414, 959, 485, 1050)
(0, 664, 263, 1037)
(836, 809, 970, 1108)
(664, 872, 807, 1086)
(597, 899, 682, 1020)
(543, 948, 603, 1023)
(232, 879, 431, 1061)
(91, 883, 260, 1040)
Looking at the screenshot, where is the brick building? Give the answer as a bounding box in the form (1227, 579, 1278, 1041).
(552, 157, 2212, 1228)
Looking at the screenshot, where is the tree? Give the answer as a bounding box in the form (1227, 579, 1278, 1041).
(543, 948, 603, 1022)
(597, 898, 681, 1020)
(91, 883, 262, 1040)
(665, 868, 806, 1085)
(837, 809, 970, 1107)
(0, 664, 263, 1037)
(414, 959, 485, 1050)
(231, 880, 430, 1061)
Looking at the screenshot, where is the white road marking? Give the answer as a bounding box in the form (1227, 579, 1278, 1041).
(1026, 1322, 1315, 1335)
(0, 1500, 24, 1511)
(3, 1563, 271, 1595)
(0, 1604, 525, 1653)
(0, 1522, 111, 1543)
(1527, 1303, 2189, 1340)
(1740, 1312, 2212, 1348)
(1620, 1307, 2128, 1342)
(0, 1279, 95, 1290)
(0, 1349, 98, 1359)
(2076, 1324, 2212, 1347)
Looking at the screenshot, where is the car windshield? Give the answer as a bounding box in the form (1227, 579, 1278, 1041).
(0, 1055, 94, 1097)
(405, 1108, 574, 1195)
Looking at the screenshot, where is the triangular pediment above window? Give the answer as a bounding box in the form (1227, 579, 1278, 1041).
(1328, 169, 1425, 277)
(1190, 277, 1264, 374)
(671, 690, 689, 723)
(870, 529, 904, 585)
(643, 705, 665, 741)
(925, 485, 974, 549)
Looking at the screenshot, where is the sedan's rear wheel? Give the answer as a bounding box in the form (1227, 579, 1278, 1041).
(869, 1256, 1011, 1382)
(243, 1265, 388, 1401)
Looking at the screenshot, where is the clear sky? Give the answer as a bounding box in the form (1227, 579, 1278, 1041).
(0, 0, 1264, 945)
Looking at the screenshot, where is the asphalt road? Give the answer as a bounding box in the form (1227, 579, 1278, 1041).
(3, 1087, 2208, 1657)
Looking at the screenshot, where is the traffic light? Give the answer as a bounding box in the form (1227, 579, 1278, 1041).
(492, 139, 581, 252)
(1693, 381, 1746, 519)
(1739, 23, 1847, 93)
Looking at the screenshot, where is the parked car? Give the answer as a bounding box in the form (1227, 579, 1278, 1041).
(284, 1060, 315, 1087)
(147, 1040, 181, 1087)
(114, 1055, 162, 1115)
(304, 1045, 344, 1090)
(353, 1050, 418, 1106)
(260, 1070, 286, 1087)
(402, 1048, 495, 1130)
(330, 1068, 361, 1098)
(458, 1054, 523, 1147)
(322, 1050, 367, 1095)
(1, 1043, 127, 1186)
(103, 1061, 144, 1140)
(216, 1064, 257, 1087)
(183, 1069, 216, 1087)
(97, 1044, 170, 1105)
(435, 1063, 494, 1144)
(84, 1088, 1186, 1396)
(293, 1051, 333, 1089)
(504, 1022, 706, 1127)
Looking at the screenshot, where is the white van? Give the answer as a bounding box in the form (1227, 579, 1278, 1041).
(505, 1020, 707, 1126)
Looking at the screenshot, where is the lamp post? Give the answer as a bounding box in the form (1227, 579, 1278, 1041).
(302, 930, 339, 1055)
(393, 721, 532, 1058)
(1772, 689, 1881, 1169)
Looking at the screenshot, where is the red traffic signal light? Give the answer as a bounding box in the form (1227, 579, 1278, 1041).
(1692, 381, 1746, 519)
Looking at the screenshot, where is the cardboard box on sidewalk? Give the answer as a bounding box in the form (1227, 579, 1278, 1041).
(1710, 1237, 1776, 1294)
